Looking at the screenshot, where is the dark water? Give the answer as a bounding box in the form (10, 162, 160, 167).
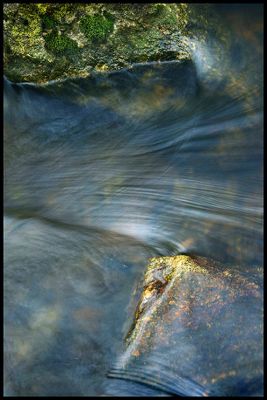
(4, 4, 263, 396)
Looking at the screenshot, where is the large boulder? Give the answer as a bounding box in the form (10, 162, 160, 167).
(4, 3, 224, 83)
(108, 255, 263, 396)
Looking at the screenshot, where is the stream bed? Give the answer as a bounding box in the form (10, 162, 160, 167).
(4, 4, 263, 396)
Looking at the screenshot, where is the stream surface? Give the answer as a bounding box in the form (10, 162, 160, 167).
(4, 4, 263, 396)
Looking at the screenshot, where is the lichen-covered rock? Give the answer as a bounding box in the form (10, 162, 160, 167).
(4, 3, 225, 83)
(109, 255, 263, 396)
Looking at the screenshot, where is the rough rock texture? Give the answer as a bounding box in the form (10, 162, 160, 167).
(4, 3, 223, 83)
(109, 255, 263, 396)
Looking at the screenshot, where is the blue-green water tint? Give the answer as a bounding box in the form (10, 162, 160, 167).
(4, 4, 263, 396)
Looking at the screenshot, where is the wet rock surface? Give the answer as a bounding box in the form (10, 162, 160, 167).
(109, 255, 263, 396)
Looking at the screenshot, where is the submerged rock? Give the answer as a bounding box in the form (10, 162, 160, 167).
(4, 3, 227, 83)
(108, 255, 263, 396)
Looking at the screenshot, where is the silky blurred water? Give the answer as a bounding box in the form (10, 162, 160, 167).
(4, 4, 263, 396)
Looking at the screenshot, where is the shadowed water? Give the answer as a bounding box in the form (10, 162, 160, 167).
(4, 4, 263, 396)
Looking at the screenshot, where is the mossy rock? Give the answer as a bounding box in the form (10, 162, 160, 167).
(3, 3, 229, 83)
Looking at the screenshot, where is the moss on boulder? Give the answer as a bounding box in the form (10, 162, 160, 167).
(80, 14, 114, 42)
(4, 3, 225, 83)
(44, 32, 79, 54)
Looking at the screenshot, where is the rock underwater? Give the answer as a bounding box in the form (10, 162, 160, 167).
(107, 255, 263, 396)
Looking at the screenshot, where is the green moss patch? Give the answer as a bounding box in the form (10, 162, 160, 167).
(45, 32, 78, 54)
(42, 15, 57, 30)
(80, 14, 114, 42)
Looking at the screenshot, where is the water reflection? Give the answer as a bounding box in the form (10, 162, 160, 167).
(4, 4, 263, 396)
(4, 60, 263, 264)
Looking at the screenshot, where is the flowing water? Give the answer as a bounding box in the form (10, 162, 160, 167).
(4, 4, 263, 396)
